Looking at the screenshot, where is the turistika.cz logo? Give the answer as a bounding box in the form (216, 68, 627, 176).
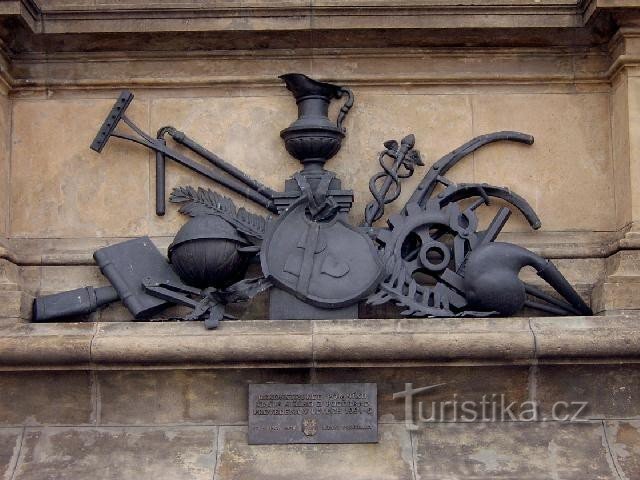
(393, 383, 588, 429)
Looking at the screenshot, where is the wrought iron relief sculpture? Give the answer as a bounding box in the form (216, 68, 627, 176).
(32, 73, 592, 328)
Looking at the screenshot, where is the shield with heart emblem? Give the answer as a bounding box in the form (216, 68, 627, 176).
(260, 202, 384, 308)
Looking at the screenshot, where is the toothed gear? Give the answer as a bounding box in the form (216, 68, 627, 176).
(369, 201, 481, 317)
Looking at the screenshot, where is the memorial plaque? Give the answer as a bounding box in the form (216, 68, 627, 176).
(248, 383, 378, 444)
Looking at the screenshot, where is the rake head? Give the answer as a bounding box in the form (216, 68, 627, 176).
(90, 90, 134, 153)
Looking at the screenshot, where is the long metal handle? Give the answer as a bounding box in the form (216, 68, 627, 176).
(406, 131, 534, 209)
(169, 129, 277, 200)
(113, 129, 278, 213)
(91, 91, 278, 213)
(155, 134, 167, 216)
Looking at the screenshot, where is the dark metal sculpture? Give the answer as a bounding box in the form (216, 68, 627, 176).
(33, 237, 187, 322)
(260, 74, 383, 313)
(32, 72, 592, 328)
(363, 134, 423, 228)
(90, 90, 278, 214)
(367, 132, 591, 317)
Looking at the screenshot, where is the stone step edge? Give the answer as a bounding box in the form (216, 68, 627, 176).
(0, 314, 638, 368)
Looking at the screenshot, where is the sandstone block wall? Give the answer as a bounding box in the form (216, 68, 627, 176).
(0, 1, 639, 320)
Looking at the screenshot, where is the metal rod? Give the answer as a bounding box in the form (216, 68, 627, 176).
(155, 137, 166, 216)
(478, 207, 511, 246)
(406, 131, 534, 210)
(112, 132, 278, 213)
(524, 299, 572, 316)
(170, 130, 277, 200)
(524, 283, 581, 316)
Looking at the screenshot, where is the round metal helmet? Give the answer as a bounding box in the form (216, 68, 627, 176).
(168, 215, 248, 254)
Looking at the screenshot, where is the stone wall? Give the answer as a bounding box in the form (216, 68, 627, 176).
(0, 3, 640, 479)
(2, 1, 640, 319)
(0, 317, 639, 479)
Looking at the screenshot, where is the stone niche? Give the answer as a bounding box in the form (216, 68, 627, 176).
(0, 1, 640, 479)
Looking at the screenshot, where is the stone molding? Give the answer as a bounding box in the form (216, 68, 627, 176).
(0, 1, 638, 94)
(0, 1, 603, 34)
(0, 315, 638, 368)
(7, 46, 613, 93)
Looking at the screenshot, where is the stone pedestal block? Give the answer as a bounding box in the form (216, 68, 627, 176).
(593, 250, 640, 314)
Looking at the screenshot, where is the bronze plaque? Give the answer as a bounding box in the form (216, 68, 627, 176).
(248, 383, 378, 444)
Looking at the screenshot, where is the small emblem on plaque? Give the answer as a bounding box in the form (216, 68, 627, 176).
(302, 418, 318, 437)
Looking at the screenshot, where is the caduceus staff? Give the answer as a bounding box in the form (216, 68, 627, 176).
(362, 134, 423, 227)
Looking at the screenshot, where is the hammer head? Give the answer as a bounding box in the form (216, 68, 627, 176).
(90, 90, 134, 153)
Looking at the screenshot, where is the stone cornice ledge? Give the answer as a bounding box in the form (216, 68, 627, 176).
(0, 314, 638, 369)
(2, 0, 638, 34)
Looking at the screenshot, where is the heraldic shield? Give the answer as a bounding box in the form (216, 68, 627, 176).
(261, 202, 384, 308)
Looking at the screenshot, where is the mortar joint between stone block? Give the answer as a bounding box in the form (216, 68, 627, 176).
(601, 419, 625, 480)
(409, 428, 419, 480)
(8, 426, 25, 480)
(527, 317, 539, 359)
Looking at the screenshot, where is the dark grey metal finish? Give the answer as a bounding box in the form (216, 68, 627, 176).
(170, 129, 278, 201)
(367, 131, 592, 318)
(31, 73, 591, 327)
(143, 277, 271, 329)
(268, 288, 359, 320)
(248, 383, 377, 444)
(90, 91, 278, 214)
(363, 134, 423, 227)
(279, 73, 353, 167)
(32, 237, 187, 322)
(261, 199, 384, 308)
(93, 237, 185, 319)
(260, 73, 385, 313)
(168, 215, 252, 289)
(463, 242, 591, 316)
(32, 286, 119, 322)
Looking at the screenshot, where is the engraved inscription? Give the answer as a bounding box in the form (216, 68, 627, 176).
(248, 383, 378, 444)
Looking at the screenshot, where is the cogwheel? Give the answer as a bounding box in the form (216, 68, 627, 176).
(370, 202, 481, 316)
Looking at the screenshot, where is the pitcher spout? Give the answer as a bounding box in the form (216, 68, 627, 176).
(279, 73, 343, 101)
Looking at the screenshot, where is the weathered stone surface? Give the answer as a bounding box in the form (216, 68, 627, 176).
(312, 317, 535, 362)
(536, 364, 640, 419)
(0, 92, 9, 236)
(413, 421, 616, 479)
(595, 282, 640, 313)
(0, 259, 21, 292)
(38, 265, 109, 294)
(2, 316, 640, 368)
(314, 365, 530, 423)
(531, 315, 640, 358)
(629, 76, 640, 225)
(333, 92, 473, 227)
(214, 424, 414, 480)
(98, 368, 309, 425)
(0, 428, 22, 480)
(0, 322, 93, 366)
(13, 426, 217, 480)
(10, 98, 150, 237)
(472, 93, 614, 232)
(594, 249, 640, 313)
(605, 420, 640, 480)
(148, 95, 296, 236)
(91, 320, 313, 365)
(0, 371, 93, 425)
(0, 291, 31, 319)
(611, 73, 633, 230)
